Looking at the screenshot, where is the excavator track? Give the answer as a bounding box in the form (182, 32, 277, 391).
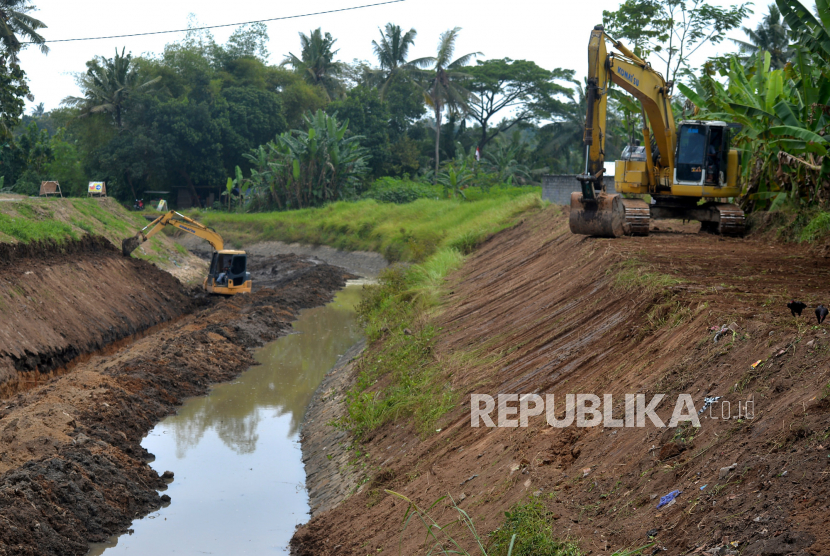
(621, 199, 650, 236)
(712, 203, 745, 237)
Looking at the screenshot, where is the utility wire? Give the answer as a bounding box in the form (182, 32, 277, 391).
(23, 0, 405, 44)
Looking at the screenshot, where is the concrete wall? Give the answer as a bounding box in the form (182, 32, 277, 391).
(542, 175, 616, 205)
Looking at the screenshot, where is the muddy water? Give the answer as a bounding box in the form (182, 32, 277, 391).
(87, 284, 365, 555)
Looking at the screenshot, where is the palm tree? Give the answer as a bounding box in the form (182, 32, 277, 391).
(535, 82, 588, 173)
(282, 28, 343, 100)
(0, 0, 48, 62)
(483, 133, 534, 184)
(414, 27, 481, 181)
(368, 23, 424, 98)
(63, 48, 161, 129)
(731, 4, 793, 69)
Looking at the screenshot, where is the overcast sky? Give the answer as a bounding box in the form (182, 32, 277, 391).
(18, 0, 766, 113)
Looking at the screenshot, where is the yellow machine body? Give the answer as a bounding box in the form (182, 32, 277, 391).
(570, 25, 745, 237)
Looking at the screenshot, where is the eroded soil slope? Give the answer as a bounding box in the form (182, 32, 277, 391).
(0, 236, 196, 397)
(293, 207, 830, 556)
(0, 253, 353, 556)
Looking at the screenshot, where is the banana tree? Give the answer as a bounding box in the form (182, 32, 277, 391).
(437, 160, 473, 199)
(241, 110, 370, 210)
(679, 50, 830, 210)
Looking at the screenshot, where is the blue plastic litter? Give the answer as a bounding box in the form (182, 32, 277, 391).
(656, 490, 681, 509)
(700, 485, 707, 490)
(699, 396, 721, 415)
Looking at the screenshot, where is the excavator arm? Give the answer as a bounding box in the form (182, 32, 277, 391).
(122, 211, 224, 255)
(579, 25, 675, 194)
(572, 25, 676, 237)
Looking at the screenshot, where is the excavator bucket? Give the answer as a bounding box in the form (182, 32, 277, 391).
(568, 191, 627, 238)
(121, 234, 144, 256)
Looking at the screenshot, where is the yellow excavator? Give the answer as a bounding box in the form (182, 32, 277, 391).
(569, 25, 745, 237)
(122, 211, 252, 295)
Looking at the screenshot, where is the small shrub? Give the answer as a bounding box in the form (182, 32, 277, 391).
(449, 230, 485, 255)
(798, 211, 830, 243)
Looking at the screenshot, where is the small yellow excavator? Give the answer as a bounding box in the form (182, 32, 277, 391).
(122, 211, 252, 295)
(569, 25, 745, 237)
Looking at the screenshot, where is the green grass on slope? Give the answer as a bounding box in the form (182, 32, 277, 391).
(336, 197, 548, 439)
(191, 192, 543, 263)
(0, 197, 184, 269)
(0, 213, 77, 243)
(0, 197, 146, 244)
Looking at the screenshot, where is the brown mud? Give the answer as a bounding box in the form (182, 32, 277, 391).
(177, 234, 389, 279)
(0, 236, 197, 397)
(0, 245, 353, 556)
(299, 340, 367, 518)
(293, 207, 830, 556)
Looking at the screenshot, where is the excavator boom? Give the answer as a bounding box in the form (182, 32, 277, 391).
(122, 211, 223, 255)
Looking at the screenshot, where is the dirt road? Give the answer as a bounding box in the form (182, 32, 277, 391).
(0, 244, 353, 555)
(293, 207, 830, 556)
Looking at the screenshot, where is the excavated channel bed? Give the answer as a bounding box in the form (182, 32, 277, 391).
(0, 245, 356, 556)
(87, 284, 364, 555)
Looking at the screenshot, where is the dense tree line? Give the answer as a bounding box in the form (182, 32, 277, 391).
(1, 16, 595, 206)
(3, 0, 826, 212)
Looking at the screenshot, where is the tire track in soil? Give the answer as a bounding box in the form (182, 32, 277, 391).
(292, 207, 830, 556)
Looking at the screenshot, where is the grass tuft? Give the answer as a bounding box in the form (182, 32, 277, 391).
(488, 500, 582, 556)
(610, 260, 683, 294)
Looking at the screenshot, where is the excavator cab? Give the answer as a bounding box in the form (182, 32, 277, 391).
(205, 250, 252, 295)
(675, 122, 730, 187)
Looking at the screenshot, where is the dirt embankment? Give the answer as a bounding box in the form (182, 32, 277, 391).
(0, 250, 353, 556)
(0, 236, 197, 398)
(293, 208, 830, 556)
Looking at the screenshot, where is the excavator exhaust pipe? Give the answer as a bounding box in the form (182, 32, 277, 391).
(121, 234, 144, 256)
(568, 192, 627, 238)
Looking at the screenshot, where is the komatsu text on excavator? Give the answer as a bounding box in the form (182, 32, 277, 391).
(569, 25, 745, 237)
(122, 211, 252, 295)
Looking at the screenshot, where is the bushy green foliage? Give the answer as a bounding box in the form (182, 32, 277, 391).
(243, 110, 369, 210)
(0, 61, 31, 140)
(798, 211, 830, 242)
(361, 176, 440, 204)
(327, 86, 391, 177)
